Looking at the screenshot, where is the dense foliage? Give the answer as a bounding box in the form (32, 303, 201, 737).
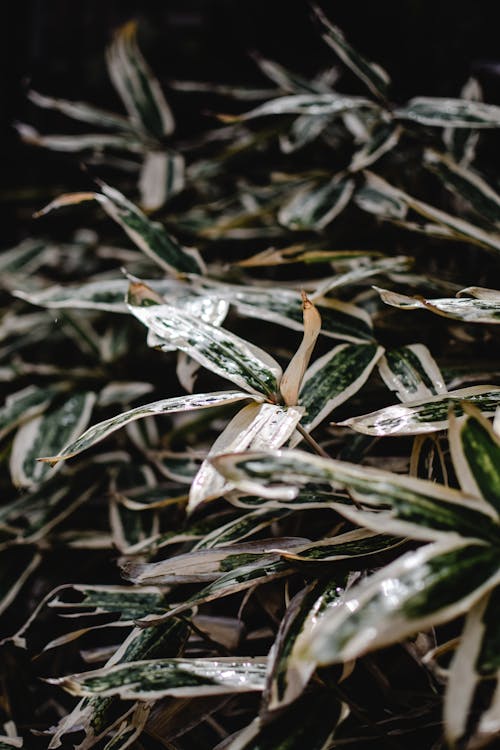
(2, 7, 500, 748)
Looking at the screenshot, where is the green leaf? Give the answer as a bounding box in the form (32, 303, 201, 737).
(212, 449, 499, 542)
(50, 657, 267, 699)
(378, 344, 447, 403)
(340, 385, 500, 436)
(424, 148, 500, 227)
(106, 21, 175, 139)
(40, 391, 257, 464)
(128, 301, 282, 398)
(278, 176, 355, 231)
(297, 343, 383, 433)
(221, 94, 380, 122)
(449, 404, 500, 515)
(376, 286, 500, 323)
(395, 97, 500, 127)
(313, 5, 390, 101)
(11, 392, 96, 487)
(299, 540, 500, 665)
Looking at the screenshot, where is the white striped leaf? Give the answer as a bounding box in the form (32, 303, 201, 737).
(278, 176, 355, 231)
(313, 5, 390, 101)
(15, 124, 143, 154)
(298, 539, 500, 665)
(49, 658, 267, 699)
(0, 384, 66, 441)
(361, 172, 500, 253)
(212, 449, 500, 543)
(378, 344, 447, 403)
(252, 54, 334, 95)
(188, 403, 303, 514)
(280, 113, 333, 153)
(395, 97, 500, 127)
(121, 537, 307, 585)
(106, 21, 175, 139)
(424, 148, 500, 226)
(444, 587, 500, 746)
(11, 392, 96, 487)
(458, 286, 500, 301)
(443, 77, 482, 166)
(39, 391, 257, 464)
(36, 185, 205, 276)
(220, 94, 380, 122)
(376, 286, 500, 323)
(340, 385, 500, 436)
(128, 301, 282, 398)
(449, 404, 500, 516)
(138, 150, 185, 211)
(310, 254, 411, 299)
(27, 89, 136, 132)
(349, 121, 401, 172)
(297, 343, 383, 433)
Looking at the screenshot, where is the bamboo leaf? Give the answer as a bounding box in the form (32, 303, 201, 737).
(313, 5, 390, 101)
(449, 403, 500, 516)
(297, 343, 383, 433)
(443, 77, 482, 166)
(138, 150, 185, 211)
(36, 185, 205, 276)
(188, 402, 302, 513)
(212, 449, 500, 542)
(349, 121, 402, 172)
(280, 293, 321, 406)
(11, 392, 96, 487)
(424, 148, 500, 226)
(278, 176, 355, 231)
(49, 658, 267, 699)
(341, 385, 500, 436)
(220, 94, 379, 122)
(27, 89, 136, 132)
(128, 300, 282, 398)
(378, 344, 447, 403)
(39, 391, 257, 464)
(298, 539, 500, 665)
(106, 21, 175, 138)
(395, 97, 500, 127)
(15, 124, 143, 154)
(376, 286, 500, 323)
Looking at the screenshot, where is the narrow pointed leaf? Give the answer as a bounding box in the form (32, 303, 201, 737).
(378, 344, 447, 403)
(0, 384, 66, 441)
(188, 403, 302, 513)
(298, 343, 383, 433)
(443, 77, 482, 165)
(280, 293, 321, 406)
(138, 150, 185, 211)
(341, 385, 500, 436)
(128, 301, 282, 397)
(106, 21, 175, 138)
(313, 5, 390, 101)
(39, 391, 256, 464)
(449, 403, 500, 515)
(220, 94, 379, 122)
(395, 97, 500, 127)
(300, 540, 500, 665)
(27, 89, 136, 131)
(278, 176, 354, 231)
(11, 392, 96, 487)
(376, 286, 500, 323)
(50, 658, 267, 699)
(349, 121, 401, 172)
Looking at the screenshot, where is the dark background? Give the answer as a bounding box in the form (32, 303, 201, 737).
(3, 0, 500, 245)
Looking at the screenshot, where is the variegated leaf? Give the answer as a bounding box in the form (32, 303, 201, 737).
(128, 301, 282, 397)
(36, 185, 205, 276)
(395, 97, 500, 127)
(220, 94, 379, 122)
(212, 449, 499, 542)
(278, 176, 354, 231)
(376, 286, 500, 323)
(138, 150, 185, 211)
(449, 403, 500, 516)
(11, 392, 96, 487)
(0, 384, 66, 441)
(349, 121, 401, 172)
(424, 148, 500, 226)
(39, 391, 256, 464)
(50, 658, 267, 699)
(311, 255, 411, 299)
(313, 5, 390, 101)
(297, 343, 383, 433)
(27, 89, 136, 132)
(443, 77, 482, 166)
(378, 344, 447, 403)
(15, 123, 142, 154)
(188, 402, 302, 513)
(341, 385, 500, 436)
(106, 21, 175, 138)
(298, 539, 500, 665)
